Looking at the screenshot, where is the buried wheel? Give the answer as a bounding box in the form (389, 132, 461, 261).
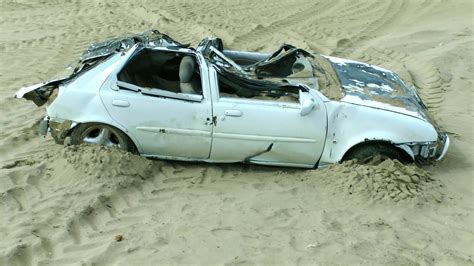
(343, 143, 407, 165)
(70, 123, 136, 152)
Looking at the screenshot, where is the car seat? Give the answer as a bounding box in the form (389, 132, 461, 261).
(179, 56, 200, 94)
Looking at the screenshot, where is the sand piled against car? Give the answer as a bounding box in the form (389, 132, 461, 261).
(39, 144, 446, 205)
(60, 146, 443, 205)
(3, 144, 446, 206)
(316, 159, 444, 203)
(61, 144, 154, 183)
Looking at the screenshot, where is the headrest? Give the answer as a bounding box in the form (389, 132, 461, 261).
(179, 56, 195, 83)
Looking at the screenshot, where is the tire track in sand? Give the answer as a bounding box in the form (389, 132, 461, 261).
(328, 0, 446, 112)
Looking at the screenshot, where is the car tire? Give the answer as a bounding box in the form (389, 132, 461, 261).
(343, 143, 404, 164)
(70, 123, 136, 153)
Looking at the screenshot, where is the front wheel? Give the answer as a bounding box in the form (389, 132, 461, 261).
(343, 143, 405, 164)
(70, 123, 136, 153)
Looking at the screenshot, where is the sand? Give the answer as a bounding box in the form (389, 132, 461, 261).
(1, 0, 473, 265)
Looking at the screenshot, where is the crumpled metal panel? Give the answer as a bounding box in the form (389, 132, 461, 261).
(80, 29, 187, 62)
(205, 43, 322, 98)
(15, 30, 182, 105)
(325, 56, 433, 121)
(326, 56, 412, 103)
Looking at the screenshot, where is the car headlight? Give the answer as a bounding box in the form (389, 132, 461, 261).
(407, 141, 437, 159)
(420, 142, 437, 158)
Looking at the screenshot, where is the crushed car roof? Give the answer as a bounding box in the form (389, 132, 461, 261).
(18, 29, 432, 120)
(80, 29, 188, 62)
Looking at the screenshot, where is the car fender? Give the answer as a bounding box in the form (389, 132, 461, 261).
(319, 101, 438, 163)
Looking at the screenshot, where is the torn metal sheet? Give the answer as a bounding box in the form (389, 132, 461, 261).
(204, 42, 319, 98)
(202, 40, 344, 101)
(80, 29, 187, 62)
(15, 30, 186, 106)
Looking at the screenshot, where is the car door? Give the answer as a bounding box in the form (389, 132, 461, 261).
(99, 48, 213, 159)
(209, 68, 328, 167)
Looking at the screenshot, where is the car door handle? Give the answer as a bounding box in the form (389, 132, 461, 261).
(112, 100, 130, 107)
(224, 110, 242, 117)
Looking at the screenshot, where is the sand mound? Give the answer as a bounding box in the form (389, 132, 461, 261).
(60, 145, 154, 184)
(319, 160, 443, 203)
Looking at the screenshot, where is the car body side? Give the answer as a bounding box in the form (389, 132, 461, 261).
(24, 45, 444, 168)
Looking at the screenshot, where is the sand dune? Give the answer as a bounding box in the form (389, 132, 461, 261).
(1, 0, 473, 265)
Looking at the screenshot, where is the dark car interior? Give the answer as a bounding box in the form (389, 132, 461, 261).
(118, 49, 202, 95)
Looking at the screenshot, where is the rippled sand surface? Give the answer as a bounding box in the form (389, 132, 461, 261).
(1, 1, 472, 264)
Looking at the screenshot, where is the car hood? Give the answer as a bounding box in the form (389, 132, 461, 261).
(324, 56, 429, 120)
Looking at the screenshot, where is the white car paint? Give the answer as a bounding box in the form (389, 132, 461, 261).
(100, 47, 214, 159)
(208, 68, 327, 166)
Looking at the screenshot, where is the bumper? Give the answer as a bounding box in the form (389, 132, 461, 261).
(436, 133, 450, 161)
(401, 132, 450, 163)
(39, 118, 49, 137)
(39, 116, 74, 144)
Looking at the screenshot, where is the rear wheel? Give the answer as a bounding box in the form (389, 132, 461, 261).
(70, 123, 136, 152)
(343, 143, 404, 164)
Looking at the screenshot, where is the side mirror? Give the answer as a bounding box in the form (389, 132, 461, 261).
(300, 99, 315, 116)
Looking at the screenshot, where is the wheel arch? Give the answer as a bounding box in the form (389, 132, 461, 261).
(64, 120, 141, 154)
(340, 139, 413, 163)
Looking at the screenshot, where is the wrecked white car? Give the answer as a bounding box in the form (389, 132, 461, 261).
(15, 30, 449, 168)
